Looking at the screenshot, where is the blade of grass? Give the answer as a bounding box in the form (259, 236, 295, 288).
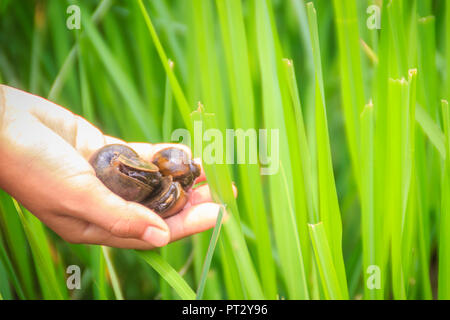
(415, 104, 446, 158)
(282, 58, 318, 223)
(12, 200, 66, 299)
(215, 0, 277, 299)
(90, 246, 108, 300)
(81, 10, 160, 140)
(447, 1, 450, 100)
(136, 251, 196, 300)
(307, 2, 348, 298)
(402, 70, 419, 298)
(128, 0, 162, 125)
(438, 100, 450, 299)
(360, 102, 380, 299)
(409, 7, 435, 300)
(102, 246, 123, 300)
(192, 104, 265, 299)
(373, 5, 393, 294)
(332, 0, 366, 192)
(162, 60, 174, 141)
(149, 0, 189, 86)
(0, 234, 26, 299)
(159, 58, 176, 300)
(191, 0, 229, 132)
(255, 0, 310, 299)
(196, 207, 224, 300)
(137, 0, 193, 133)
(218, 239, 245, 299)
(0, 191, 35, 298)
(28, 1, 44, 94)
(282, 58, 319, 294)
(418, 16, 438, 118)
(387, 0, 408, 77)
(416, 13, 441, 276)
(0, 257, 11, 299)
(355, 39, 446, 159)
(386, 77, 411, 299)
(47, 0, 79, 108)
(308, 222, 344, 299)
(77, 31, 95, 123)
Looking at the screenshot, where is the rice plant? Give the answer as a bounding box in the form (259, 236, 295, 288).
(0, 0, 449, 300)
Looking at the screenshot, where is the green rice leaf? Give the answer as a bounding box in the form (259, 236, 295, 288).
(136, 250, 196, 300)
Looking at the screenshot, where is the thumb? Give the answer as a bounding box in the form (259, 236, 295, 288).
(59, 172, 171, 247)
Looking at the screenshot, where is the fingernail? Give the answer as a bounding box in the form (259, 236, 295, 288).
(231, 183, 238, 198)
(221, 206, 230, 222)
(142, 227, 169, 247)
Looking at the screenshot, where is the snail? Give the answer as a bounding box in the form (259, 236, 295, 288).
(89, 144, 201, 219)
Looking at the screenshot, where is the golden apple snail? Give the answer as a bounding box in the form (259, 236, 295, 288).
(89, 144, 201, 218)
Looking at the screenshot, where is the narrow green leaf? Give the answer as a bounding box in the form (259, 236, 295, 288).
(137, 251, 196, 300)
(102, 246, 123, 300)
(82, 11, 160, 140)
(216, 0, 277, 299)
(360, 102, 380, 299)
(137, 0, 193, 133)
(307, 2, 348, 298)
(308, 222, 344, 300)
(415, 104, 446, 158)
(12, 200, 66, 299)
(196, 207, 224, 300)
(438, 100, 450, 299)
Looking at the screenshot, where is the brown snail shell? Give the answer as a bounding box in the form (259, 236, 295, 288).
(141, 176, 188, 218)
(152, 147, 201, 190)
(89, 144, 161, 202)
(89, 144, 200, 219)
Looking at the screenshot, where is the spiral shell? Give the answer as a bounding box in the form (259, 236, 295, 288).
(89, 144, 200, 218)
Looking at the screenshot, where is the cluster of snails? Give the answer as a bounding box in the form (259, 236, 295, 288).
(89, 144, 201, 218)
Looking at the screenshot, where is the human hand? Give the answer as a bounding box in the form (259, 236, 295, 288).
(0, 85, 233, 249)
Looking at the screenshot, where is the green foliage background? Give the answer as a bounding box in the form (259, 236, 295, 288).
(0, 0, 449, 300)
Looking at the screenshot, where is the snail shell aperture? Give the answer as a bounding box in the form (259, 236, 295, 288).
(89, 144, 201, 219)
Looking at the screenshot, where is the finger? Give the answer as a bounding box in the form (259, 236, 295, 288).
(165, 202, 226, 243)
(44, 214, 162, 249)
(190, 183, 238, 205)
